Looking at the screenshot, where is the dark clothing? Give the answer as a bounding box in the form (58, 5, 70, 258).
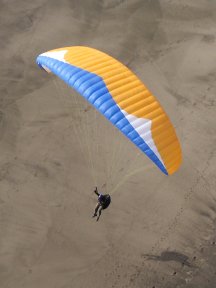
(98, 194, 111, 209)
(94, 187, 100, 197)
(93, 187, 111, 221)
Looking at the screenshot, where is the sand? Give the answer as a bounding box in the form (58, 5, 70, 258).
(0, 0, 216, 287)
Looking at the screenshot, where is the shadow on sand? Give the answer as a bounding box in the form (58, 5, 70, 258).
(142, 250, 192, 267)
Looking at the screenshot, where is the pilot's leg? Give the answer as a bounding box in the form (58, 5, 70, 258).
(97, 206, 103, 221)
(93, 202, 100, 217)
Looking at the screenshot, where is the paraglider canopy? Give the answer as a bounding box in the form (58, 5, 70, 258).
(36, 46, 182, 175)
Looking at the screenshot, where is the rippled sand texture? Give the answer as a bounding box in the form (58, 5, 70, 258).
(0, 1, 216, 287)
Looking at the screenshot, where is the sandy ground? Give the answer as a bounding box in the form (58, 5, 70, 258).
(0, 0, 216, 287)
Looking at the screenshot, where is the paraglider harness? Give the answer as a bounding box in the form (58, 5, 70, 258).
(94, 187, 111, 209)
(98, 194, 111, 209)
